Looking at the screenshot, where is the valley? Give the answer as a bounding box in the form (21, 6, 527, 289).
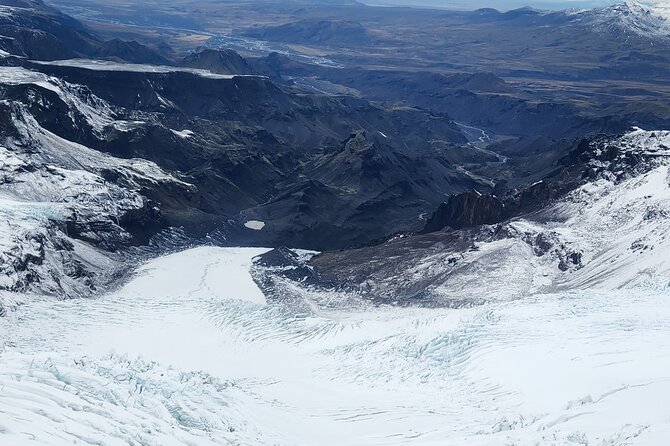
(0, 0, 668, 444)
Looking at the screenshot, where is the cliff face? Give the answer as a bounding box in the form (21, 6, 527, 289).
(422, 192, 505, 232)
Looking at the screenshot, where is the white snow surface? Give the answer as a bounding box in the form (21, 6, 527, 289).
(0, 246, 669, 445)
(515, 128, 670, 291)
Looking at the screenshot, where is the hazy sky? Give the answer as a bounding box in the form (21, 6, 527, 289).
(363, 1, 639, 10)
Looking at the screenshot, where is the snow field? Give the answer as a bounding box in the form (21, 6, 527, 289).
(0, 247, 668, 445)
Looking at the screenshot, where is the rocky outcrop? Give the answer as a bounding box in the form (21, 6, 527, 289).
(178, 48, 254, 75)
(422, 192, 505, 232)
(420, 133, 644, 235)
(95, 39, 170, 65)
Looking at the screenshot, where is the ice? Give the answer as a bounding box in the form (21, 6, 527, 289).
(0, 247, 669, 445)
(244, 220, 266, 230)
(120, 246, 269, 304)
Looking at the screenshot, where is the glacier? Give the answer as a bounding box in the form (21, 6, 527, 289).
(0, 3, 668, 444)
(0, 246, 669, 445)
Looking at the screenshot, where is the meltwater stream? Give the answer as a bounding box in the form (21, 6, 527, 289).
(0, 247, 669, 445)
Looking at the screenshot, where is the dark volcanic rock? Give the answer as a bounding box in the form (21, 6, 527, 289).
(179, 48, 254, 75)
(95, 39, 170, 65)
(422, 192, 505, 232)
(0, 0, 98, 59)
(420, 133, 644, 235)
(0, 0, 169, 63)
(9, 54, 486, 250)
(253, 247, 318, 284)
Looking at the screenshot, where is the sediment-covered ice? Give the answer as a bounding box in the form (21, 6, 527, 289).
(0, 246, 668, 445)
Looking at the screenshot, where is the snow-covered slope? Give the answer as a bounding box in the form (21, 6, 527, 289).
(0, 247, 669, 445)
(0, 65, 195, 297)
(280, 128, 670, 306)
(451, 129, 670, 296)
(0, 145, 134, 296)
(508, 128, 670, 292)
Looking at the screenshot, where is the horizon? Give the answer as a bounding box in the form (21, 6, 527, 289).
(361, 0, 657, 11)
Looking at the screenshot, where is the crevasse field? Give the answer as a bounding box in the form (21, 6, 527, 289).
(1, 247, 669, 445)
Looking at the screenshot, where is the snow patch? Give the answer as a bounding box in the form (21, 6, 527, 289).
(9, 105, 192, 189)
(244, 220, 266, 230)
(171, 128, 194, 139)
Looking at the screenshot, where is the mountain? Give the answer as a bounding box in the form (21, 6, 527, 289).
(567, 1, 670, 41)
(0, 0, 98, 59)
(0, 0, 668, 299)
(0, 0, 168, 62)
(248, 56, 636, 140)
(1, 1, 670, 444)
(0, 54, 489, 293)
(459, 2, 670, 41)
(178, 48, 255, 75)
(0, 0, 513, 295)
(255, 128, 670, 306)
(94, 38, 170, 65)
(242, 19, 380, 46)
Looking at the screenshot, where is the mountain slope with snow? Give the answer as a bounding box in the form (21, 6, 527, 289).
(271, 128, 670, 306)
(0, 2, 668, 443)
(0, 63, 199, 297)
(571, 1, 670, 40)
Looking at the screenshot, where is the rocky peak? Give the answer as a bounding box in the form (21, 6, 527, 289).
(178, 48, 254, 75)
(569, 1, 670, 40)
(95, 39, 169, 65)
(343, 130, 372, 153)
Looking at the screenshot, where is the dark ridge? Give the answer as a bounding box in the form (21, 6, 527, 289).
(178, 48, 255, 75)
